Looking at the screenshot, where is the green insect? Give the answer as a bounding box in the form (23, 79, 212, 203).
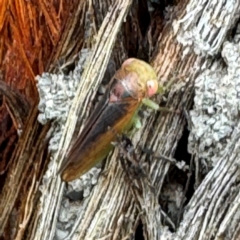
(59, 58, 163, 182)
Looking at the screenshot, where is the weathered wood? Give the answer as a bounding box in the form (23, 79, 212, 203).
(34, 0, 240, 239)
(1, 0, 240, 239)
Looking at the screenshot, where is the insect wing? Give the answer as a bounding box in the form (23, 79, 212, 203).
(60, 77, 140, 181)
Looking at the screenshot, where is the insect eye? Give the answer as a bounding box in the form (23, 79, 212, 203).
(147, 81, 154, 89)
(146, 80, 158, 97)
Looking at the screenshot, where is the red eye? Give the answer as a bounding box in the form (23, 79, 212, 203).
(147, 80, 158, 97)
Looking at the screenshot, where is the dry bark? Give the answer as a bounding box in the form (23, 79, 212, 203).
(0, 0, 240, 240)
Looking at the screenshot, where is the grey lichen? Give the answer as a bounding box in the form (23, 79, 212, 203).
(37, 49, 90, 123)
(188, 39, 240, 168)
(36, 49, 102, 195)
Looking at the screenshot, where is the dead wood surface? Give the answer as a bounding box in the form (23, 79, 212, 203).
(0, 0, 240, 240)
